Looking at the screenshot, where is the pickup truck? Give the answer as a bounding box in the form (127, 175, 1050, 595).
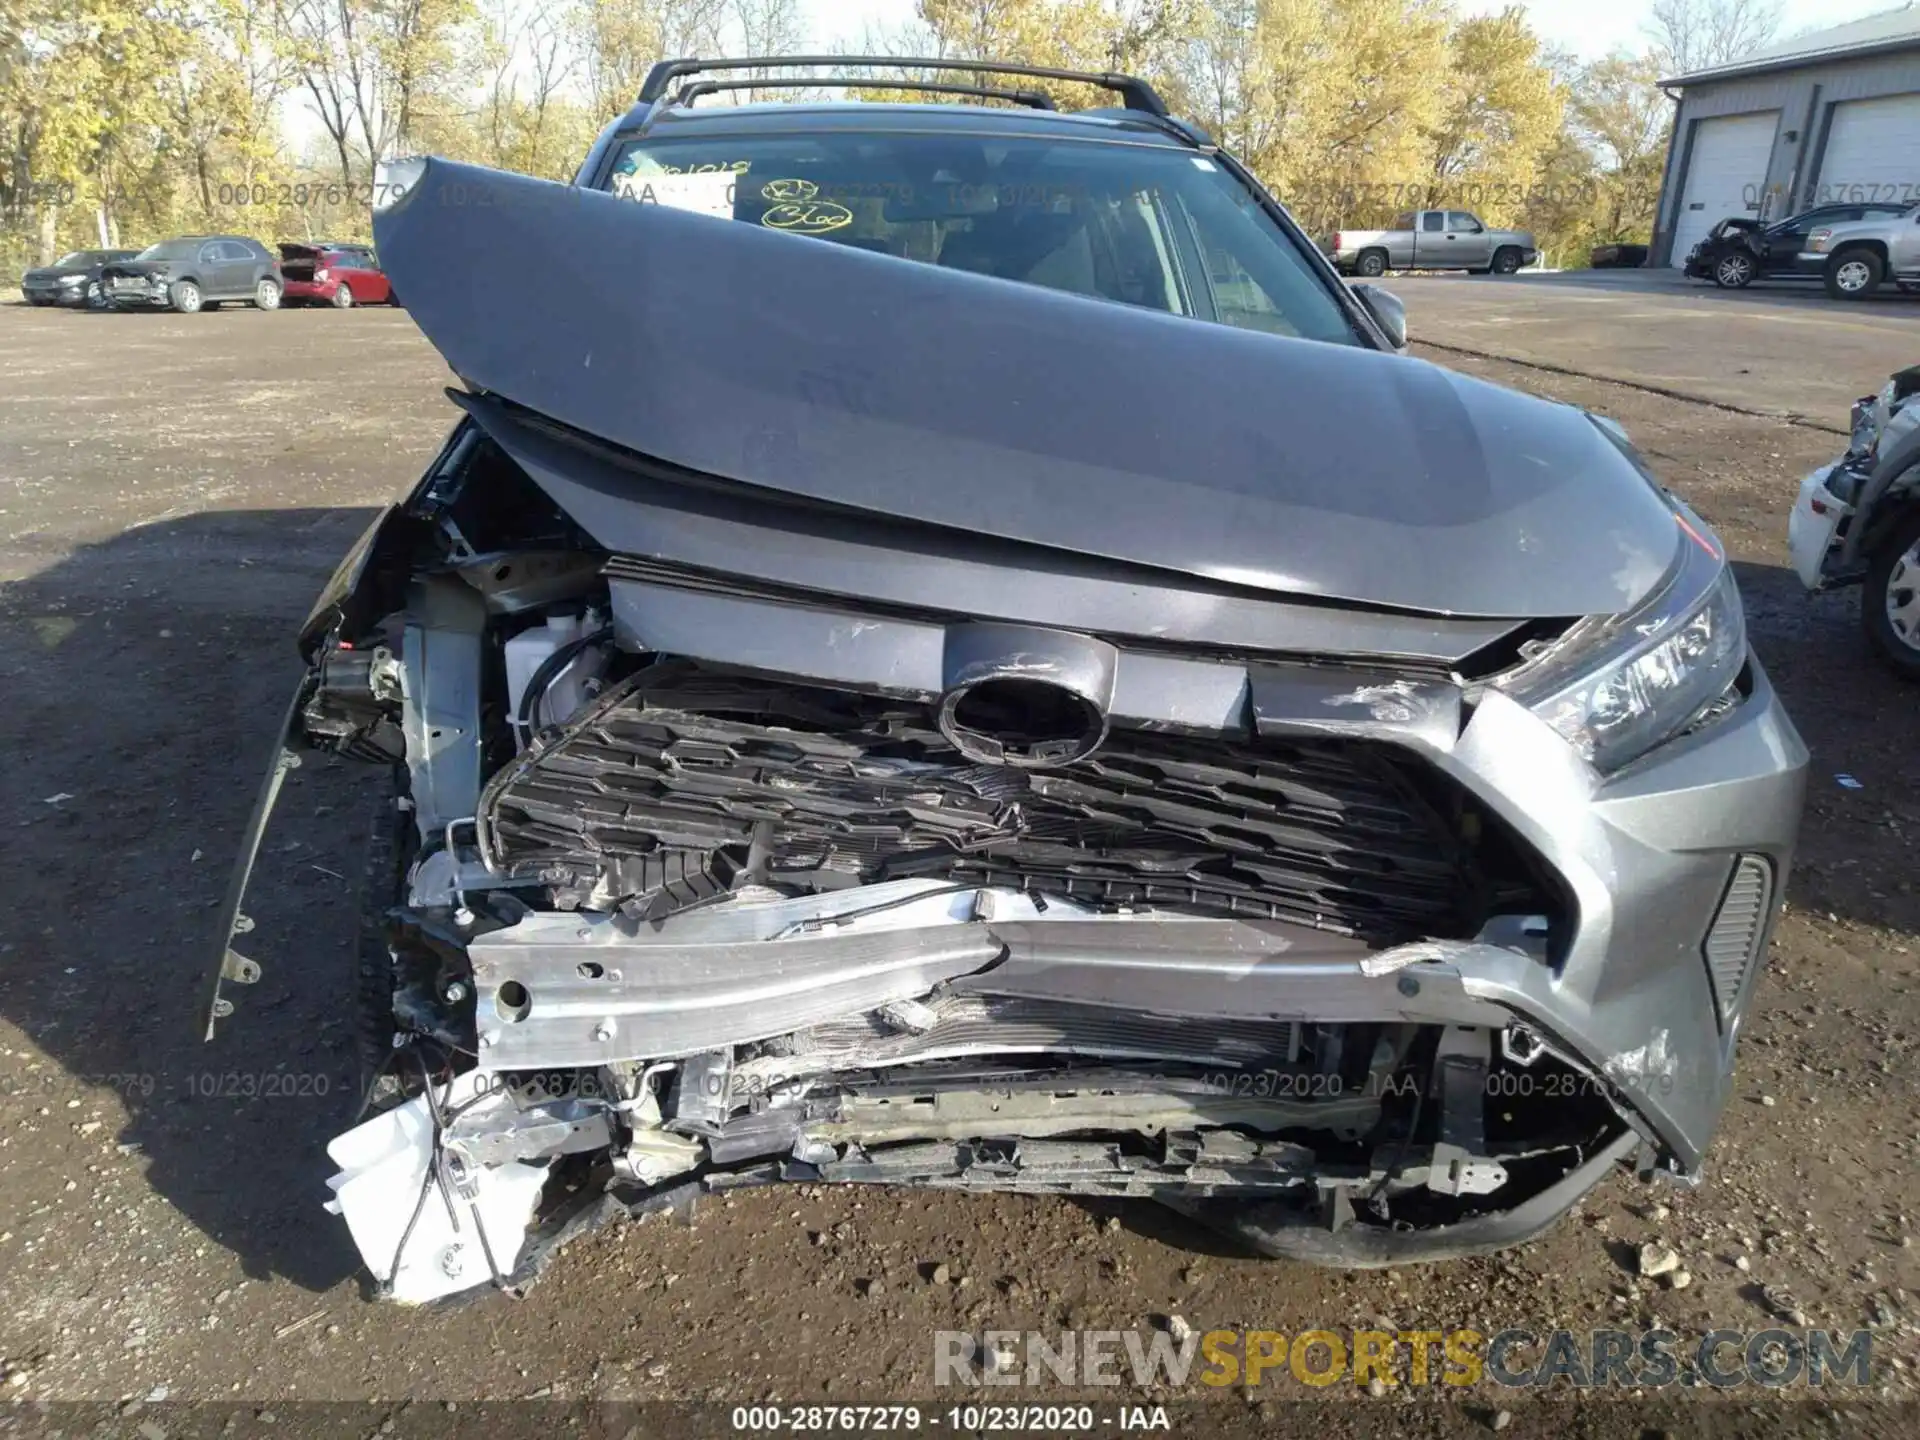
(1326, 210, 1538, 277)
(1799, 202, 1920, 299)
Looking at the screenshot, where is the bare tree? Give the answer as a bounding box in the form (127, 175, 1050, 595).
(731, 0, 803, 101)
(1644, 0, 1782, 76)
(572, 0, 726, 119)
(281, 0, 371, 181)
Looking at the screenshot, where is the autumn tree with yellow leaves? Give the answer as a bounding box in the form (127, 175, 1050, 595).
(1, 0, 1736, 279)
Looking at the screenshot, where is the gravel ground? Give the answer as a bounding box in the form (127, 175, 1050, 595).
(0, 297, 1915, 1436)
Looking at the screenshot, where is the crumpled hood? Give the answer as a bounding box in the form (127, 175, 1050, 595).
(101, 260, 168, 278)
(375, 157, 1680, 620)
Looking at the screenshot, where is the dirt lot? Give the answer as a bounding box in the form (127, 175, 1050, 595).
(1, 293, 1917, 1436)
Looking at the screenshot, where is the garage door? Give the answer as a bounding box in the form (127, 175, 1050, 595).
(1817, 93, 1920, 204)
(1669, 111, 1779, 263)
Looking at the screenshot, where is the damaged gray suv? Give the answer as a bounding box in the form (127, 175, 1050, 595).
(210, 57, 1807, 1302)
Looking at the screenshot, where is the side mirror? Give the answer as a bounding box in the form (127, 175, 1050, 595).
(1350, 282, 1407, 349)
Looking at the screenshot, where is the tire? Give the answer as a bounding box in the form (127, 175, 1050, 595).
(1491, 247, 1523, 275)
(1864, 508, 1920, 680)
(168, 279, 203, 314)
(1825, 249, 1883, 300)
(1713, 252, 1755, 288)
(387, 289, 402, 307)
(1355, 250, 1388, 278)
(331, 282, 355, 309)
(254, 276, 282, 310)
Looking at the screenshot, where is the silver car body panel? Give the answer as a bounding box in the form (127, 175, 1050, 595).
(234, 141, 1809, 1297)
(374, 157, 1678, 620)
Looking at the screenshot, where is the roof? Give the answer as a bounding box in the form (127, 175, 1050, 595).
(615, 98, 1200, 150)
(1662, 1, 1920, 85)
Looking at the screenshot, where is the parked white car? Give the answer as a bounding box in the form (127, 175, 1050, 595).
(1788, 365, 1920, 676)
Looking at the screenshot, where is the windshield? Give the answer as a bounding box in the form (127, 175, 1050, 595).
(605, 130, 1359, 346)
(138, 240, 199, 261)
(54, 252, 104, 267)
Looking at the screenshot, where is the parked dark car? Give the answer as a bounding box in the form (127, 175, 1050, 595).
(20, 248, 139, 307)
(278, 242, 394, 307)
(212, 56, 1805, 1303)
(1684, 203, 1910, 288)
(101, 236, 282, 313)
(1588, 242, 1647, 269)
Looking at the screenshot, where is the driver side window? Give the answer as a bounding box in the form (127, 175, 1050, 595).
(1447, 211, 1483, 233)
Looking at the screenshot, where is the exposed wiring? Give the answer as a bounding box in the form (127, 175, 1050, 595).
(1364, 1063, 1426, 1220)
(768, 883, 984, 940)
(375, 1047, 521, 1298)
(515, 625, 612, 739)
(378, 1048, 449, 1296)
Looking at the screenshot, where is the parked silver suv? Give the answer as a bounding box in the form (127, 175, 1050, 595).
(215, 55, 1807, 1302)
(1800, 202, 1920, 299)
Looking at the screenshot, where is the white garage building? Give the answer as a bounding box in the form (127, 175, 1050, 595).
(1651, 4, 1920, 266)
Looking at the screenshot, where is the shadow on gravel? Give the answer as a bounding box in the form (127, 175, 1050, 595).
(1732, 557, 1920, 936)
(0, 525, 1909, 1296)
(0, 507, 388, 1293)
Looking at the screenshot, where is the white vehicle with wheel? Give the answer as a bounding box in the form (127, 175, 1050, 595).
(1800, 203, 1920, 300)
(1789, 365, 1920, 676)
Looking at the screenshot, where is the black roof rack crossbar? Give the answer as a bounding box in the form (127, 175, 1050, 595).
(639, 55, 1169, 117)
(674, 77, 1058, 111)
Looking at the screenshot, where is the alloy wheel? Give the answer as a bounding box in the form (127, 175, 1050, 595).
(1887, 542, 1920, 653)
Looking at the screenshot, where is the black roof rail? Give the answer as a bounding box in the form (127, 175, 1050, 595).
(638, 55, 1169, 117)
(1077, 105, 1213, 147)
(674, 77, 1058, 111)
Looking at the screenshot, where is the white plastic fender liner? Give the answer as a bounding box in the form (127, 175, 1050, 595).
(325, 1073, 550, 1304)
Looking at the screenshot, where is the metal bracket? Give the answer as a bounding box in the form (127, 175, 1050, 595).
(203, 694, 304, 1039)
(1426, 1026, 1506, 1197)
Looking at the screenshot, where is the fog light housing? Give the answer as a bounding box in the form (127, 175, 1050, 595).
(1704, 855, 1772, 1029)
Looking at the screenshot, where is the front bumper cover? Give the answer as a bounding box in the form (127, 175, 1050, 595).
(213, 567, 1806, 1186)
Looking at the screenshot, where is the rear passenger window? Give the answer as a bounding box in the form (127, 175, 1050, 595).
(1421, 212, 1445, 232)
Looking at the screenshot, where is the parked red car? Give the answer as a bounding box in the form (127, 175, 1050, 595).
(277, 242, 395, 307)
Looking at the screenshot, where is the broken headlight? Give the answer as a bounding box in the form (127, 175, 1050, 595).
(1504, 511, 1745, 772)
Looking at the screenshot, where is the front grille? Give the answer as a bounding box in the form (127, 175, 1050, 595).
(1704, 855, 1772, 1027)
(481, 662, 1542, 945)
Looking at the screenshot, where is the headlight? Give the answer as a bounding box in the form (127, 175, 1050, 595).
(57, 273, 83, 285)
(1807, 228, 1833, 253)
(1501, 510, 1745, 772)
(315, 267, 330, 281)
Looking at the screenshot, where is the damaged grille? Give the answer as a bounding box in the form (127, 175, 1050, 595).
(481, 664, 1523, 944)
